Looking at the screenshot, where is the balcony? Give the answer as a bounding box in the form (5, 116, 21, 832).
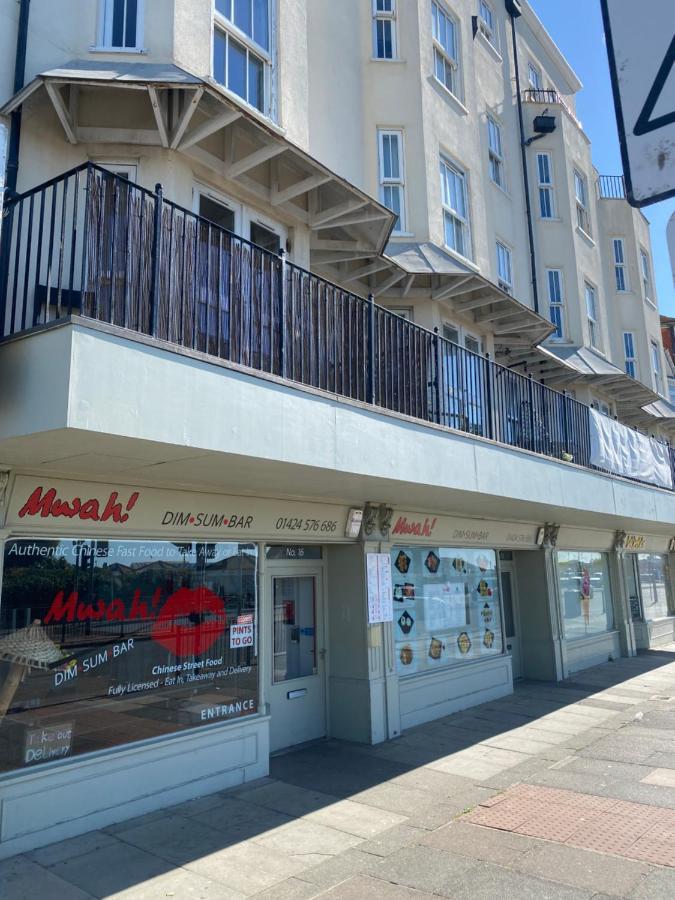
(0, 164, 672, 493)
(522, 89, 582, 130)
(597, 175, 627, 200)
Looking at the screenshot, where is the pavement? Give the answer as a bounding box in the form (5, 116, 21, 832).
(3, 647, 675, 899)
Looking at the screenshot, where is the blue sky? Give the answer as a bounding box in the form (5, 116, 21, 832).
(529, 0, 675, 314)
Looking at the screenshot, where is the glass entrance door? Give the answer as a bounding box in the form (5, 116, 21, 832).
(269, 572, 326, 752)
(622, 555, 643, 622)
(500, 563, 522, 679)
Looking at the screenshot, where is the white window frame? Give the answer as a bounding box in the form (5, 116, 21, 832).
(574, 168, 592, 236)
(372, 0, 397, 60)
(640, 249, 653, 305)
(496, 240, 513, 294)
(213, 0, 274, 117)
(536, 152, 556, 219)
(623, 331, 637, 378)
(585, 280, 601, 350)
(378, 129, 407, 234)
(651, 340, 663, 392)
(613, 238, 629, 291)
(193, 183, 242, 235)
(487, 115, 505, 189)
(98, 0, 145, 51)
(432, 1, 462, 101)
(95, 161, 138, 182)
(478, 0, 499, 51)
(546, 268, 565, 340)
(440, 155, 472, 260)
(527, 60, 543, 90)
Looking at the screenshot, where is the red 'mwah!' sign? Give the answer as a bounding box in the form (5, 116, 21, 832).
(18, 486, 140, 523)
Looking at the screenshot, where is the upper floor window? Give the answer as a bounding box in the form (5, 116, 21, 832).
(487, 116, 504, 188)
(546, 269, 564, 340)
(536, 152, 555, 218)
(574, 169, 592, 236)
(585, 281, 600, 350)
(613, 238, 628, 291)
(432, 2, 461, 100)
(440, 156, 471, 258)
(373, 0, 397, 59)
(651, 340, 663, 392)
(378, 130, 406, 233)
(496, 241, 512, 293)
(214, 0, 272, 115)
(100, 0, 143, 50)
(623, 332, 637, 378)
(640, 249, 653, 303)
(478, 1, 498, 50)
(528, 61, 542, 90)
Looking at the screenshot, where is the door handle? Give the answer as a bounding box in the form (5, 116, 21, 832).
(318, 648, 327, 660)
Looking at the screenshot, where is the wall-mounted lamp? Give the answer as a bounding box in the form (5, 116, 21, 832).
(345, 508, 364, 539)
(525, 110, 557, 146)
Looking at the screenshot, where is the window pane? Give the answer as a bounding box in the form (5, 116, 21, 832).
(383, 184, 401, 227)
(0, 539, 259, 775)
(537, 153, 550, 184)
(377, 18, 393, 58)
(557, 551, 614, 639)
(253, 0, 269, 50)
(234, 0, 252, 37)
(392, 547, 503, 675)
(637, 554, 671, 620)
(273, 576, 316, 681)
(111, 0, 125, 47)
(377, 0, 393, 10)
(216, 0, 231, 16)
(539, 187, 552, 218)
(214, 29, 227, 84)
(624, 332, 634, 357)
(248, 53, 264, 111)
(550, 305, 563, 338)
(613, 239, 624, 263)
(228, 37, 247, 101)
(626, 360, 636, 377)
(124, 0, 138, 47)
(615, 266, 626, 291)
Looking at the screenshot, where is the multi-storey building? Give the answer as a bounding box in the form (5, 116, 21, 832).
(0, 0, 674, 856)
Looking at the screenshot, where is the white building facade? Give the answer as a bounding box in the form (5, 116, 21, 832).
(0, 0, 674, 857)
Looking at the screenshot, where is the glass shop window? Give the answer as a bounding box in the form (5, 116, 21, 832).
(637, 553, 672, 620)
(557, 551, 614, 639)
(392, 546, 503, 675)
(0, 539, 258, 774)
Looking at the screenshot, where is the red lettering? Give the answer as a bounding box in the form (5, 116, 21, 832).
(18, 486, 56, 519)
(77, 599, 106, 621)
(17, 486, 140, 523)
(79, 498, 101, 520)
(44, 590, 78, 624)
(129, 589, 150, 620)
(105, 599, 126, 621)
(391, 516, 436, 537)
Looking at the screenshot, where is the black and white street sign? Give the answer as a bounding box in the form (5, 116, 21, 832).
(600, 0, 675, 207)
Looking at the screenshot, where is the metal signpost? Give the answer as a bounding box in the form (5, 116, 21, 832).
(600, 0, 675, 207)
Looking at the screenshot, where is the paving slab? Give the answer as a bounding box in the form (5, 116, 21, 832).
(292, 847, 386, 888)
(510, 841, 650, 895)
(181, 841, 310, 895)
(48, 840, 170, 897)
(358, 823, 429, 858)
(448, 860, 594, 899)
(641, 767, 675, 786)
(364, 843, 480, 896)
(422, 821, 538, 865)
(628, 866, 675, 899)
(0, 855, 95, 900)
(319, 874, 436, 899)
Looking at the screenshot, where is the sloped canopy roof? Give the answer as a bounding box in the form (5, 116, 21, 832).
(1, 60, 395, 259)
(317, 240, 554, 356)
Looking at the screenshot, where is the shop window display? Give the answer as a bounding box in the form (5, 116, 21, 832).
(0, 539, 258, 774)
(392, 547, 503, 675)
(637, 553, 671, 620)
(557, 551, 614, 639)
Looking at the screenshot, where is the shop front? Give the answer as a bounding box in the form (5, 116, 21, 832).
(618, 534, 675, 649)
(378, 512, 540, 731)
(0, 475, 355, 858)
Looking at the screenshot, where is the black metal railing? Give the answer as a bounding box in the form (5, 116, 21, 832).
(0, 164, 670, 491)
(597, 175, 626, 200)
(522, 89, 582, 128)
